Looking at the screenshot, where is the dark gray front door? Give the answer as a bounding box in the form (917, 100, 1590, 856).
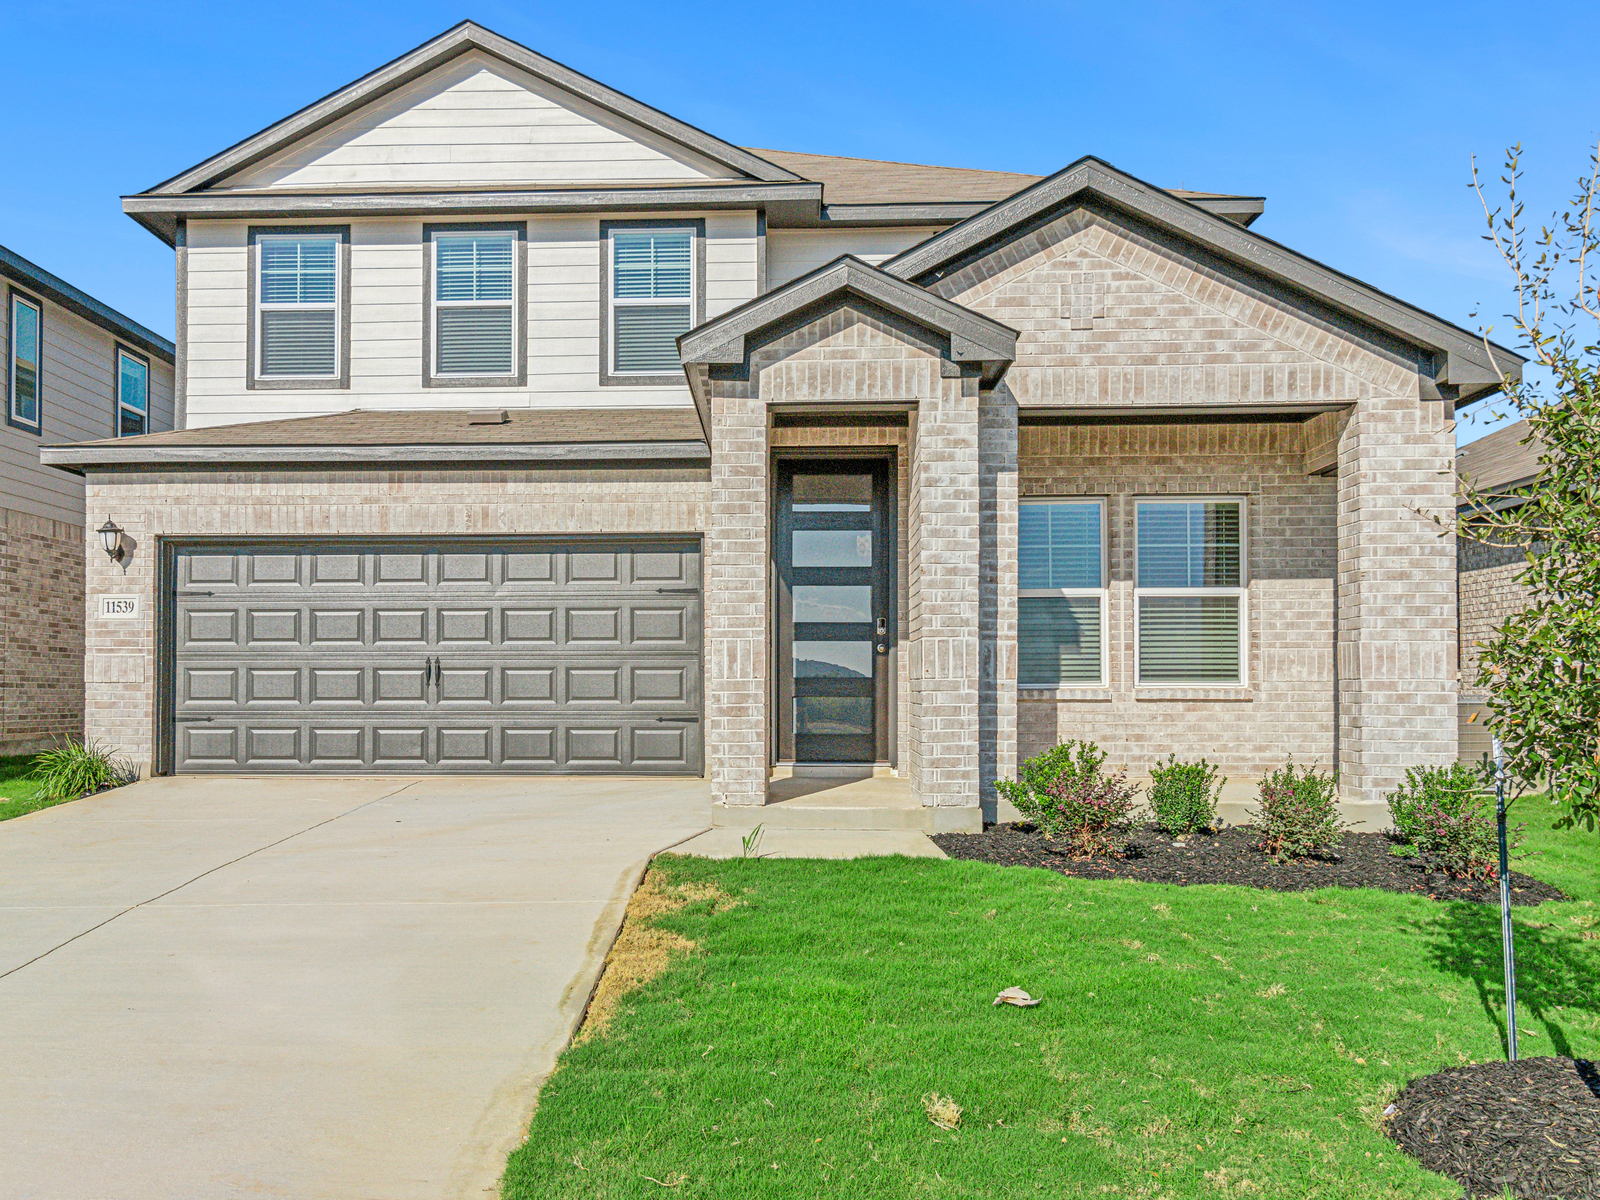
(775, 460, 892, 763)
(168, 539, 702, 774)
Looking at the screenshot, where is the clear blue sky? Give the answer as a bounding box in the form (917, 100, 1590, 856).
(5, 0, 1594, 444)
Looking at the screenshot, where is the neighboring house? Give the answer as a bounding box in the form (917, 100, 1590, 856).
(42, 22, 1522, 830)
(1456, 417, 1543, 764)
(2, 246, 174, 754)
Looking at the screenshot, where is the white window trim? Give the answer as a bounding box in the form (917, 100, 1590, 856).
(9, 292, 42, 432)
(607, 225, 695, 377)
(1018, 497, 1109, 689)
(255, 233, 340, 381)
(1132, 494, 1249, 687)
(430, 229, 519, 379)
(115, 347, 149, 438)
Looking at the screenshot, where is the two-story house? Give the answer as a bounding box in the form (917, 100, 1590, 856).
(2, 246, 174, 754)
(42, 22, 1521, 830)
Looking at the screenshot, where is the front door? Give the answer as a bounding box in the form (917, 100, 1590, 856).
(775, 459, 892, 763)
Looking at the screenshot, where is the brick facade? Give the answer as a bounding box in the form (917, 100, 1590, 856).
(1, 507, 85, 754)
(81, 467, 709, 772)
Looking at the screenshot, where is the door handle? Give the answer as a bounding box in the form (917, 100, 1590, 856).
(427, 656, 440, 687)
(875, 617, 887, 636)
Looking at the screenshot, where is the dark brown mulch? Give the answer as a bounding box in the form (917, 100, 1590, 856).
(929, 823, 1565, 904)
(1387, 1056, 1600, 1198)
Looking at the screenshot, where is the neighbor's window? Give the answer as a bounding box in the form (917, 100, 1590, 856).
(1018, 499, 1106, 687)
(610, 228, 692, 375)
(433, 230, 516, 377)
(116, 349, 149, 437)
(9, 292, 42, 431)
(257, 234, 338, 378)
(1135, 498, 1245, 684)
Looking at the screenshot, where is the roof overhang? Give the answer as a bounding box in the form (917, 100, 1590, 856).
(136, 22, 801, 206)
(677, 255, 1017, 425)
(40, 439, 708, 474)
(0, 246, 174, 361)
(123, 183, 824, 246)
(883, 157, 1524, 406)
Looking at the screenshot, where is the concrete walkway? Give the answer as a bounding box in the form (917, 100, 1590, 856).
(0, 774, 710, 1200)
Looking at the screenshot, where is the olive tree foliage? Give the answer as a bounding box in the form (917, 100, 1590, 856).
(1460, 142, 1600, 830)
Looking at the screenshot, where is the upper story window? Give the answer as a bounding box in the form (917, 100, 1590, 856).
(603, 224, 698, 383)
(1018, 499, 1106, 687)
(1135, 498, 1246, 685)
(432, 230, 517, 378)
(116, 348, 149, 437)
(8, 290, 42, 433)
(256, 233, 339, 379)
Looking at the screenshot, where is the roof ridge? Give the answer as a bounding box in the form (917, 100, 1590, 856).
(744, 147, 1040, 177)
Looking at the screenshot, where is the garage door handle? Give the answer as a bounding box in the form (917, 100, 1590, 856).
(654, 587, 698, 594)
(654, 716, 700, 723)
(173, 716, 215, 723)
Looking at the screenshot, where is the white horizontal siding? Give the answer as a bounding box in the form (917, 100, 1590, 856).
(218, 51, 740, 192)
(181, 211, 758, 428)
(766, 227, 948, 290)
(0, 287, 174, 525)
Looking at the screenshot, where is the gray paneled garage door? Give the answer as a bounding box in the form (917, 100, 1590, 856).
(169, 540, 701, 774)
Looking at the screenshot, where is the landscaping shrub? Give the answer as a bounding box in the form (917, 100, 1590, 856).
(31, 739, 133, 804)
(995, 740, 1141, 857)
(1148, 755, 1226, 834)
(1385, 763, 1512, 879)
(1251, 759, 1343, 862)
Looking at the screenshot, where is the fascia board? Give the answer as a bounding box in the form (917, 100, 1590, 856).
(141, 22, 802, 198)
(883, 158, 1524, 401)
(0, 246, 175, 361)
(39, 439, 710, 473)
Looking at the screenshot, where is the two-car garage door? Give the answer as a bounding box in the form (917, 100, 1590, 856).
(169, 540, 702, 774)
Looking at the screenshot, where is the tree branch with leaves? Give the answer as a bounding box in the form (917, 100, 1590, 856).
(1460, 141, 1600, 830)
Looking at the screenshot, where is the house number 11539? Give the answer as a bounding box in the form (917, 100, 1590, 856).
(98, 595, 140, 619)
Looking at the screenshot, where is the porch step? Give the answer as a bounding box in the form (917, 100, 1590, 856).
(713, 799, 930, 832)
(711, 771, 981, 833)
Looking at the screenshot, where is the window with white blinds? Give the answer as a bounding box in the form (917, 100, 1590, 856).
(257, 235, 338, 378)
(433, 230, 517, 377)
(1019, 499, 1106, 686)
(8, 292, 41, 431)
(116, 349, 148, 437)
(610, 228, 693, 375)
(1135, 498, 1246, 684)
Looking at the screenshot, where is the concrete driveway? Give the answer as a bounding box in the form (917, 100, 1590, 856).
(0, 774, 710, 1200)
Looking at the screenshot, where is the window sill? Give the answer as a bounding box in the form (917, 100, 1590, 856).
(1134, 687, 1254, 702)
(1019, 688, 1113, 701)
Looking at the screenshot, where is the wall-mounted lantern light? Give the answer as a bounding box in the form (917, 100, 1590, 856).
(97, 518, 126, 571)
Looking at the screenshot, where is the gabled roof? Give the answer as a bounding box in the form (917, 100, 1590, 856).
(39, 407, 706, 472)
(139, 22, 802, 199)
(0, 244, 174, 362)
(747, 148, 1265, 227)
(679, 255, 1017, 430)
(882, 156, 1522, 405)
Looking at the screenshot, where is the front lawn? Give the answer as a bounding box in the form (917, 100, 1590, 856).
(503, 821, 1599, 1199)
(0, 754, 48, 822)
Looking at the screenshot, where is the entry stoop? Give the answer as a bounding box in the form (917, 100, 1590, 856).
(710, 767, 982, 833)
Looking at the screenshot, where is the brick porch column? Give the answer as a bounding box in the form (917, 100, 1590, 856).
(908, 372, 983, 829)
(705, 394, 769, 805)
(979, 385, 1018, 816)
(1335, 394, 1458, 821)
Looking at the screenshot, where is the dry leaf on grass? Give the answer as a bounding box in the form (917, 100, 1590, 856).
(922, 1092, 962, 1130)
(993, 986, 1041, 1007)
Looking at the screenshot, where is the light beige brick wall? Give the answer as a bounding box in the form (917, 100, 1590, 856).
(1457, 537, 1531, 703)
(1335, 396, 1458, 811)
(1016, 421, 1338, 785)
(979, 389, 1018, 812)
(1, 507, 85, 754)
(81, 467, 709, 773)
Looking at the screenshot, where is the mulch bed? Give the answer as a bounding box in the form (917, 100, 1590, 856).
(929, 824, 1565, 904)
(1387, 1056, 1600, 1198)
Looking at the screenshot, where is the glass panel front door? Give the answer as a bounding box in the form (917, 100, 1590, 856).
(776, 459, 891, 763)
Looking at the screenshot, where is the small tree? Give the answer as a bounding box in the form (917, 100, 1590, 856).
(1461, 142, 1600, 831)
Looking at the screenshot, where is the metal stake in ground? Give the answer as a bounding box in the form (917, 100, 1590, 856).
(1493, 736, 1519, 1061)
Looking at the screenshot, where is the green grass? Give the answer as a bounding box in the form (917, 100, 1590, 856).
(0, 753, 52, 822)
(504, 823, 1600, 1199)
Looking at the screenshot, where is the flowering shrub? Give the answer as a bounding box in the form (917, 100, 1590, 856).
(1148, 755, 1226, 835)
(1250, 759, 1343, 862)
(1385, 763, 1512, 879)
(996, 740, 1141, 857)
